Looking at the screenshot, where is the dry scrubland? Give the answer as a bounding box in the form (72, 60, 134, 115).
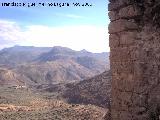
(0, 86, 107, 120)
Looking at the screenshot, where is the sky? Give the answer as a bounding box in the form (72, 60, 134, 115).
(0, 0, 110, 53)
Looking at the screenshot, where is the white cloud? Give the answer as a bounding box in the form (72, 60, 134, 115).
(0, 20, 25, 48)
(54, 13, 85, 19)
(64, 14, 84, 19)
(0, 20, 109, 52)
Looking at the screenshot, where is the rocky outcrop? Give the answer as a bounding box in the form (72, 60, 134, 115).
(108, 0, 160, 119)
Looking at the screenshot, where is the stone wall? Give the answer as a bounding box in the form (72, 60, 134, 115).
(108, 0, 160, 119)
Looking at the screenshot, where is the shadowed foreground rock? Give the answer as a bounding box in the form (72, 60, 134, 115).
(108, 0, 160, 120)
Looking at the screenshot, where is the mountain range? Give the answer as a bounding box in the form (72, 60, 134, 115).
(0, 45, 110, 86)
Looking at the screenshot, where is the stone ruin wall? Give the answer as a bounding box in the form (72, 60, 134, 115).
(108, 0, 160, 119)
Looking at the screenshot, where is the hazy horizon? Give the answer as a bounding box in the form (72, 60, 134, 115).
(0, 45, 109, 53)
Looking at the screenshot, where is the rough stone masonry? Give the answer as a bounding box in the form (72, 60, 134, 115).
(108, 0, 160, 120)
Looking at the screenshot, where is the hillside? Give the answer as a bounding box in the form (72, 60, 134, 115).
(34, 71, 111, 108)
(63, 71, 111, 108)
(0, 68, 24, 86)
(15, 59, 95, 85)
(74, 56, 106, 73)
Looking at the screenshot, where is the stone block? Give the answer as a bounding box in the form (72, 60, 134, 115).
(111, 90, 122, 110)
(109, 34, 120, 47)
(118, 92, 132, 108)
(111, 61, 134, 74)
(110, 46, 138, 62)
(108, 0, 132, 11)
(108, 2, 120, 11)
(108, 11, 119, 21)
(132, 114, 149, 120)
(111, 103, 133, 120)
(110, 47, 129, 61)
(112, 73, 135, 91)
(109, 19, 138, 34)
(119, 111, 133, 120)
(137, 47, 160, 63)
(120, 31, 138, 46)
(119, 5, 142, 18)
(131, 93, 148, 107)
(134, 62, 159, 76)
(129, 107, 148, 120)
(132, 77, 150, 94)
(111, 109, 120, 120)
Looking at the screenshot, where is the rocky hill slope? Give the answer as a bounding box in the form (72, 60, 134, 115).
(63, 71, 111, 108)
(15, 59, 95, 85)
(34, 71, 111, 108)
(0, 68, 24, 86)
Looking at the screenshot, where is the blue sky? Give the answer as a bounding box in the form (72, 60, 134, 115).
(0, 0, 110, 52)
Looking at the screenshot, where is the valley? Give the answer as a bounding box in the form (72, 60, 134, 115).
(0, 46, 110, 120)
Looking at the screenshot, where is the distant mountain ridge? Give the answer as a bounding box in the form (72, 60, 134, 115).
(0, 45, 109, 65)
(0, 46, 110, 86)
(37, 46, 108, 63)
(0, 45, 52, 66)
